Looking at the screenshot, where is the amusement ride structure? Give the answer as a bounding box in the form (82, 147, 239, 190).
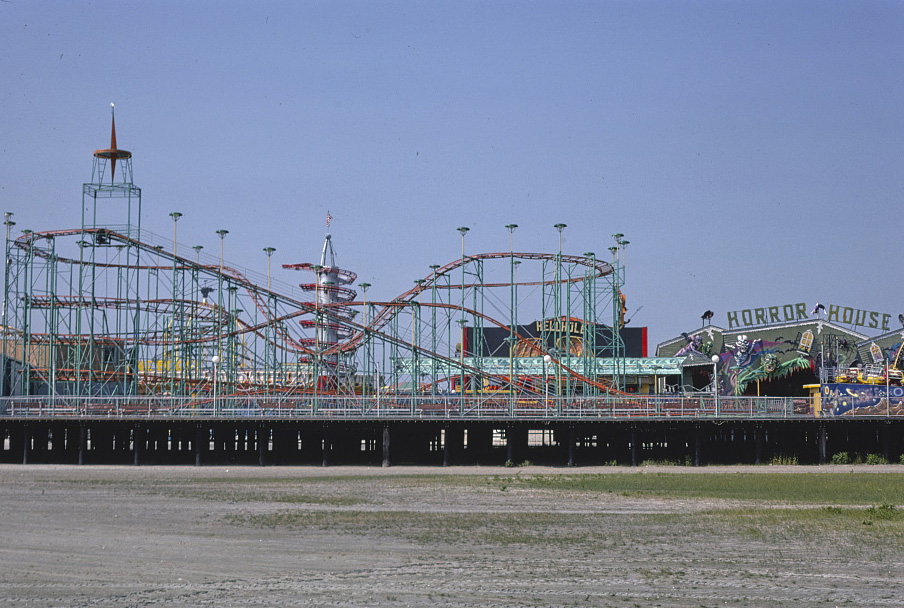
(0, 110, 636, 414)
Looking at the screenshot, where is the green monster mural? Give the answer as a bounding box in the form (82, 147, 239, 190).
(734, 351, 811, 395)
(717, 334, 813, 395)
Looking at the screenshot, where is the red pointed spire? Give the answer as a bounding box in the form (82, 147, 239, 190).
(93, 103, 132, 183)
(109, 106, 118, 179)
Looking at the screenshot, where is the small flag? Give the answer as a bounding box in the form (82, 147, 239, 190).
(326, 211, 333, 229)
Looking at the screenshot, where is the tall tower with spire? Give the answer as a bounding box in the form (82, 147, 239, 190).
(78, 104, 143, 395)
(85, 103, 141, 231)
(283, 211, 357, 395)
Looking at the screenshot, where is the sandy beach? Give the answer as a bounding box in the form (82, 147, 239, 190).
(0, 464, 901, 607)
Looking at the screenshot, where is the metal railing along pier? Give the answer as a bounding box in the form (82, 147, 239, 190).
(0, 394, 825, 419)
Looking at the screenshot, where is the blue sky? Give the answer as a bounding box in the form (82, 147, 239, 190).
(2, 1, 903, 348)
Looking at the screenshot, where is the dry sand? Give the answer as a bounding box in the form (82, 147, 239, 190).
(0, 464, 901, 607)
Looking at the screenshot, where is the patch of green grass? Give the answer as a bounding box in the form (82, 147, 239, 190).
(195, 475, 380, 486)
(58, 470, 904, 507)
(703, 504, 904, 548)
(831, 451, 853, 465)
(833, 453, 893, 465)
(228, 509, 613, 547)
(865, 503, 898, 521)
(226, 504, 904, 557)
(464, 472, 904, 505)
(770, 454, 798, 465)
(638, 458, 684, 466)
(167, 487, 368, 505)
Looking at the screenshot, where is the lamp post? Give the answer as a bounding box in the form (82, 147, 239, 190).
(582, 251, 596, 394)
(429, 265, 440, 399)
(609, 242, 620, 391)
(503, 336, 516, 414)
(169, 212, 182, 396)
(263, 247, 276, 291)
(456, 227, 469, 412)
(553, 224, 566, 397)
(359, 282, 371, 328)
(413, 278, 425, 400)
(169, 212, 182, 254)
(512, 259, 521, 397)
(652, 364, 661, 416)
(190, 245, 204, 389)
(711, 354, 720, 416)
(505, 224, 518, 399)
(263, 247, 276, 393)
(554, 223, 567, 295)
(554, 223, 567, 253)
(611, 234, 629, 390)
(505, 223, 518, 251)
(215, 230, 228, 366)
(212, 355, 220, 415)
(216, 230, 228, 272)
(543, 353, 552, 412)
(359, 282, 371, 399)
(2, 212, 14, 398)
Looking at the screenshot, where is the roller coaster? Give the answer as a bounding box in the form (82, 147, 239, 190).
(1, 226, 627, 403)
(0, 111, 631, 409)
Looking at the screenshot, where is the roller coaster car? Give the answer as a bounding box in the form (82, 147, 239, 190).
(834, 368, 857, 383)
(856, 368, 881, 385)
(857, 364, 899, 385)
